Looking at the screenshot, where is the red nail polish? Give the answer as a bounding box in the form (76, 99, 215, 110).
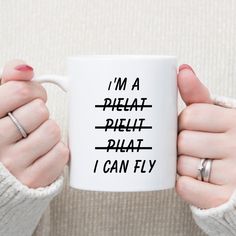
(179, 64, 195, 75)
(14, 64, 33, 72)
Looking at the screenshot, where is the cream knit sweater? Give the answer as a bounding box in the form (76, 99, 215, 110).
(0, 95, 236, 236)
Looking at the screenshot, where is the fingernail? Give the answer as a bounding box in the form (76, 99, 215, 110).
(179, 64, 195, 75)
(14, 64, 33, 72)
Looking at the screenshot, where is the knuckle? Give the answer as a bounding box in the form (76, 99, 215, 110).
(179, 104, 196, 128)
(210, 189, 231, 208)
(1, 157, 14, 171)
(57, 142, 70, 163)
(223, 133, 236, 156)
(177, 155, 185, 175)
(177, 130, 188, 150)
(34, 99, 49, 120)
(19, 174, 38, 188)
(14, 82, 32, 100)
(176, 176, 189, 198)
(37, 83, 48, 102)
(45, 120, 61, 140)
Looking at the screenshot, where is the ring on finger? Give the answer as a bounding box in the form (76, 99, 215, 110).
(7, 112, 28, 139)
(197, 158, 206, 181)
(202, 159, 213, 183)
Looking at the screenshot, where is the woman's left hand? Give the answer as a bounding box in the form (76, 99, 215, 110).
(176, 64, 236, 209)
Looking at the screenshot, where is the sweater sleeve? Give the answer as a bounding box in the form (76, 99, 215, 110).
(0, 162, 63, 236)
(190, 95, 236, 236)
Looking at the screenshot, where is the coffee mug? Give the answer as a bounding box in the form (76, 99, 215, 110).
(33, 55, 177, 192)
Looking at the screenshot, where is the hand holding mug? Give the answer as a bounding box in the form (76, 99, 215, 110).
(0, 60, 69, 188)
(1, 56, 177, 192)
(176, 64, 236, 209)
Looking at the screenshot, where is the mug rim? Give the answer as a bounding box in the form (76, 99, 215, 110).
(67, 55, 177, 60)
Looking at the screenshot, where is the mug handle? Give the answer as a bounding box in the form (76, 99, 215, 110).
(33, 74, 68, 92)
(0, 67, 68, 92)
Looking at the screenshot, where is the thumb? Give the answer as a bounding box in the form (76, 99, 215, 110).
(177, 64, 213, 105)
(1, 59, 34, 84)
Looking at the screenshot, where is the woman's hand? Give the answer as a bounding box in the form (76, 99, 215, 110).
(0, 59, 69, 188)
(176, 64, 236, 209)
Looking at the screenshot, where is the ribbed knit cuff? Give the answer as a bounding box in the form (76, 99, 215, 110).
(190, 95, 236, 236)
(0, 162, 63, 236)
(190, 189, 236, 236)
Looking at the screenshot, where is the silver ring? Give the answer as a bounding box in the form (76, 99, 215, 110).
(197, 159, 206, 181)
(7, 112, 28, 138)
(202, 159, 213, 183)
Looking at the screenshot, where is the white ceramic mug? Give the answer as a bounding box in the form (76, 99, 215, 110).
(34, 55, 177, 192)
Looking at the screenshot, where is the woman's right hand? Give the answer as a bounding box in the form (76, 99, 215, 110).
(0, 59, 69, 188)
